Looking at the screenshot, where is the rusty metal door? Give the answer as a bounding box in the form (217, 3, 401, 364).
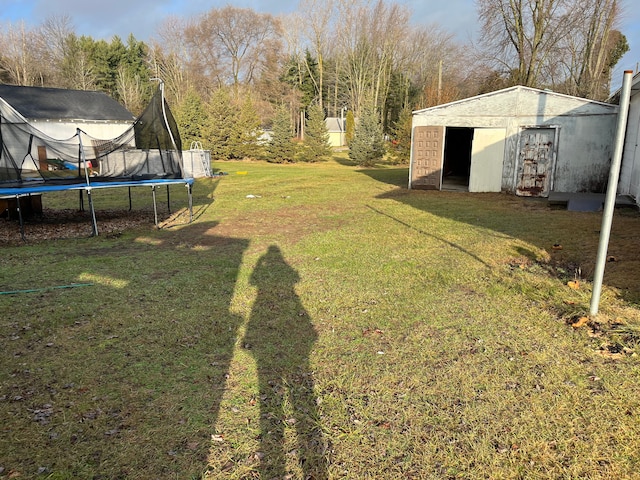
(516, 128, 556, 197)
(411, 125, 444, 189)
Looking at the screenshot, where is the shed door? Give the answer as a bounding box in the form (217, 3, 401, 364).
(469, 128, 505, 192)
(516, 128, 556, 197)
(411, 126, 444, 189)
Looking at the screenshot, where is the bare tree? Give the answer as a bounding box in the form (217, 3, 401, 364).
(38, 14, 74, 85)
(477, 0, 626, 98)
(335, 0, 409, 115)
(150, 17, 192, 105)
(298, 0, 337, 110)
(477, 0, 571, 87)
(184, 6, 283, 98)
(557, 0, 625, 99)
(0, 21, 45, 86)
(115, 65, 147, 114)
(407, 24, 473, 107)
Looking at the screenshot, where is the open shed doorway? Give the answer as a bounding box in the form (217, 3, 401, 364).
(442, 127, 473, 191)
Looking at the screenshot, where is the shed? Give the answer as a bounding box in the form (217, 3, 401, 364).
(614, 72, 640, 204)
(0, 84, 135, 140)
(325, 117, 345, 147)
(409, 86, 619, 196)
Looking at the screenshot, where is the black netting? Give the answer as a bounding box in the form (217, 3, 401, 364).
(0, 86, 184, 186)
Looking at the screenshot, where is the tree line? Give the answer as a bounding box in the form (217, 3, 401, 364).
(0, 0, 628, 165)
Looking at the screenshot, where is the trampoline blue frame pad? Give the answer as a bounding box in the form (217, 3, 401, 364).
(0, 178, 194, 197)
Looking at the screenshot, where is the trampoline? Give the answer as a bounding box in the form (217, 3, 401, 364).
(0, 83, 194, 240)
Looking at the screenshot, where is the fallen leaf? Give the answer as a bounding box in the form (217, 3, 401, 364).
(552, 243, 563, 250)
(607, 255, 617, 262)
(567, 280, 580, 290)
(572, 317, 589, 328)
(211, 434, 225, 443)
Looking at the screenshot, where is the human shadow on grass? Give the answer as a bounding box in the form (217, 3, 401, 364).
(242, 245, 329, 479)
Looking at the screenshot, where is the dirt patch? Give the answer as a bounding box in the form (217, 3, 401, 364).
(0, 208, 164, 245)
(171, 205, 347, 247)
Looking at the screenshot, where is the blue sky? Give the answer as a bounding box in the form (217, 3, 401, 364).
(1, 0, 638, 90)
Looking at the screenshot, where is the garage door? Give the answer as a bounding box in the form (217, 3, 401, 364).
(516, 127, 556, 197)
(411, 126, 444, 189)
(469, 128, 505, 192)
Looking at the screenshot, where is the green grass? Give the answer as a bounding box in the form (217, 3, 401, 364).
(2, 158, 640, 479)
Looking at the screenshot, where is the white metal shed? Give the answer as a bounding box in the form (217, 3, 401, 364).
(409, 86, 619, 197)
(616, 72, 640, 204)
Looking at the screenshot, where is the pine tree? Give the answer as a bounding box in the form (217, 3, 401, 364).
(175, 88, 207, 149)
(388, 105, 412, 165)
(265, 104, 297, 163)
(299, 103, 331, 163)
(203, 87, 234, 160)
(228, 93, 262, 159)
(348, 107, 385, 167)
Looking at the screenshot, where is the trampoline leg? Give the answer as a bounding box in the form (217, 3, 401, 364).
(79, 189, 84, 211)
(166, 185, 171, 214)
(188, 183, 193, 223)
(128, 187, 132, 211)
(152, 186, 158, 227)
(87, 188, 99, 236)
(16, 195, 25, 242)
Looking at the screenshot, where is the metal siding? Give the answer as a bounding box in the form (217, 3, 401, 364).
(619, 93, 640, 199)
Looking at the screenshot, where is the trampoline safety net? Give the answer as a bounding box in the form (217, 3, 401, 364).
(0, 87, 184, 187)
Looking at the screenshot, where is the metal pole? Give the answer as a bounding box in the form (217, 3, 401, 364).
(77, 129, 92, 186)
(86, 188, 99, 236)
(187, 182, 193, 223)
(151, 185, 158, 227)
(16, 195, 25, 242)
(590, 70, 634, 316)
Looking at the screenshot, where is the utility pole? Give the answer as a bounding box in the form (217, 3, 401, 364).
(437, 60, 442, 105)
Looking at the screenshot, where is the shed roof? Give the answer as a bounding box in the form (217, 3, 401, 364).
(0, 84, 135, 122)
(413, 85, 616, 117)
(325, 117, 344, 132)
(608, 71, 640, 103)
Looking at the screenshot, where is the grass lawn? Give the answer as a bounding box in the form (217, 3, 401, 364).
(1, 157, 640, 479)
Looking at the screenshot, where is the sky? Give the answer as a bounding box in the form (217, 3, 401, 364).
(1, 0, 638, 91)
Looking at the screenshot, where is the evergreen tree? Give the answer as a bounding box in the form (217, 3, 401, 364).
(388, 105, 412, 165)
(175, 88, 208, 149)
(228, 93, 262, 159)
(204, 87, 234, 159)
(281, 51, 319, 108)
(265, 104, 297, 163)
(349, 107, 385, 167)
(298, 102, 331, 163)
(345, 110, 356, 146)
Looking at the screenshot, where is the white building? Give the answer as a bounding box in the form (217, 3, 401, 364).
(409, 86, 619, 196)
(0, 84, 135, 140)
(615, 72, 640, 204)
